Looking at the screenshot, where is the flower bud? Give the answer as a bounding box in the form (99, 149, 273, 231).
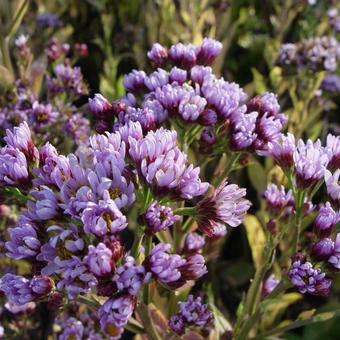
(311, 238, 334, 261)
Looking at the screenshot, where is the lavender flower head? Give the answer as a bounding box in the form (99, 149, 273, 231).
(84, 243, 113, 277)
(324, 169, 340, 208)
(196, 38, 223, 65)
(311, 238, 334, 261)
(0, 274, 33, 305)
(144, 201, 180, 234)
(183, 232, 205, 254)
(288, 259, 331, 296)
(145, 243, 186, 288)
(197, 180, 251, 237)
(29, 102, 59, 128)
(263, 184, 293, 214)
(147, 43, 168, 67)
(328, 233, 340, 269)
(314, 202, 339, 238)
(326, 134, 340, 171)
(293, 139, 330, 189)
(321, 75, 340, 94)
(262, 274, 279, 296)
(169, 295, 213, 335)
(113, 256, 151, 295)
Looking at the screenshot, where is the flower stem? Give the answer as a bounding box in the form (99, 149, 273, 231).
(173, 206, 196, 216)
(136, 303, 162, 340)
(143, 236, 153, 305)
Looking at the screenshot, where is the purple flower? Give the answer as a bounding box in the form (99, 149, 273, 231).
(84, 243, 113, 277)
(178, 92, 207, 121)
(113, 256, 150, 295)
(6, 219, 41, 259)
(190, 65, 213, 85)
(262, 274, 279, 296)
(183, 232, 205, 254)
(58, 317, 84, 340)
(29, 275, 54, 296)
(98, 295, 135, 331)
(321, 75, 340, 94)
(29, 102, 59, 128)
(45, 37, 69, 60)
(144, 201, 180, 234)
(169, 314, 185, 335)
(328, 233, 340, 269)
(168, 43, 197, 69)
(82, 200, 127, 237)
(197, 180, 251, 237)
(180, 254, 207, 280)
(326, 134, 340, 171)
(199, 109, 218, 126)
(169, 295, 213, 334)
(266, 133, 295, 171)
(288, 259, 331, 296)
(247, 92, 281, 117)
(145, 243, 186, 288)
(5, 301, 36, 314)
(169, 67, 187, 84)
(196, 38, 223, 65)
(324, 170, 340, 208)
(89, 93, 112, 118)
(64, 113, 90, 145)
(4, 122, 38, 161)
(201, 78, 247, 120)
(230, 112, 258, 151)
(147, 43, 168, 67)
(0, 147, 29, 186)
(293, 139, 330, 189)
(200, 127, 217, 146)
(311, 238, 334, 261)
(0, 274, 33, 305)
(263, 184, 293, 214)
(144, 68, 169, 91)
(314, 202, 338, 237)
(36, 13, 62, 27)
(129, 127, 208, 199)
(123, 70, 147, 92)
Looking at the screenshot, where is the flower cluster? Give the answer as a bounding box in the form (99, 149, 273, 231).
(169, 295, 213, 335)
(278, 36, 340, 72)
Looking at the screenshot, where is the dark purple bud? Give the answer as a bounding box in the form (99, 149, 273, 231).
(311, 238, 334, 261)
(95, 120, 111, 134)
(314, 202, 338, 238)
(199, 109, 218, 126)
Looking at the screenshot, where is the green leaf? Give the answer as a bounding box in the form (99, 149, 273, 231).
(243, 214, 266, 270)
(251, 68, 267, 94)
(247, 160, 267, 194)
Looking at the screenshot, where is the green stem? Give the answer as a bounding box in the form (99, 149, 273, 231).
(0, 37, 13, 75)
(77, 295, 100, 310)
(293, 190, 305, 252)
(173, 207, 196, 216)
(125, 318, 144, 334)
(137, 303, 162, 340)
(143, 236, 153, 305)
(214, 152, 240, 186)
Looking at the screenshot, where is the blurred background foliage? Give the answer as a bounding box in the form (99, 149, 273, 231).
(0, 0, 339, 338)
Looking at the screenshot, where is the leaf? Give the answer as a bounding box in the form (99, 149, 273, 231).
(251, 68, 267, 94)
(247, 160, 267, 195)
(148, 303, 169, 337)
(243, 214, 266, 269)
(260, 293, 302, 330)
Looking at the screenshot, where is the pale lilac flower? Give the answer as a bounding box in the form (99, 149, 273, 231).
(58, 317, 84, 340)
(196, 38, 223, 65)
(263, 184, 294, 214)
(6, 219, 41, 259)
(183, 233, 205, 254)
(64, 113, 90, 145)
(81, 200, 127, 237)
(178, 93, 207, 121)
(311, 238, 334, 261)
(147, 43, 168, 66)
(0, 274, 33, 305)
(326, 134, 340, 171)
(29, 275, 54, 295)
(324, 169, 340, 207)
(84, 243, 113, 277)
(123, 70, 147, 92)
(230, 112, 258, 150)
(328, 233, 340, 269)
(169, 67, 187, 84)
(144, 201, 180, 234)
(144, 68, 169, 91)
(36, 13, 62, 27)
(113, 256, 151, 295)
(98, 295, 135, 331)
(5, 301, 36, 314)
(197, 180, 251, 237)
(293, 139, 330, 189)
(190, 65, 213, 84)
(314, 202, 339, 237)
(262, 274, 279, 296)
(322, 75, 340, 94)
(180, 254, 207, 280)
(145, 243, 186, 288)
(200, 127, 216, 146)
(266, 133, 296, 171)
(89, 93, 112, 118)
(288, 259, 331, 296)
(169, 43, 197, 69)
(29, 102, 59, 128)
